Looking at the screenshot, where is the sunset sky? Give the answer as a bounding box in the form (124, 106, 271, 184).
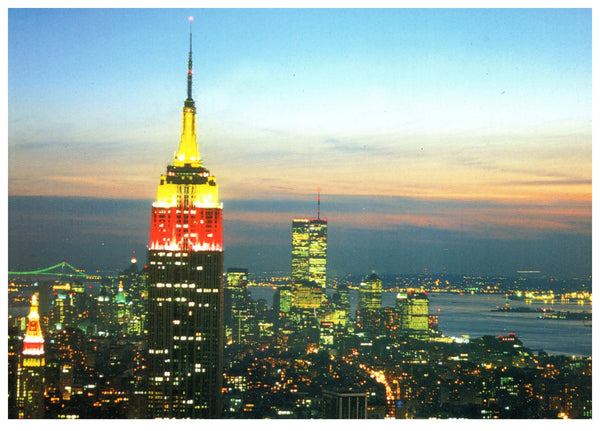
(7, 7, 592, 277)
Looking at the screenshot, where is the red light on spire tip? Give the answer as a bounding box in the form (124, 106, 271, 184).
(188, 16, 194, 22)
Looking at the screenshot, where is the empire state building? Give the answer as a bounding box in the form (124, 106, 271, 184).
(146, 23, 224, 418)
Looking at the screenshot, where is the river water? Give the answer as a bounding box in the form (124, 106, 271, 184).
(248, 288, 592, 357)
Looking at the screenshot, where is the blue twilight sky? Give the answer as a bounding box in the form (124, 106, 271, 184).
(7, 7, 593, 277)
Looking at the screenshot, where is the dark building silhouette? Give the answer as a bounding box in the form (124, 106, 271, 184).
(322, 390, 368, 419)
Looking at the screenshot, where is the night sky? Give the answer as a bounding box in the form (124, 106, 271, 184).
(7, 8, 592, 278)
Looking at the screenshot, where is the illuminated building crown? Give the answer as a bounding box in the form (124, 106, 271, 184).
(22, 294, 44, 357)
(115, 280, 127, 304)
(149, 20, 222, 253)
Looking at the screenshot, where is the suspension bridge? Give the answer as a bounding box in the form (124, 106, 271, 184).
(8, 261, 100, 279)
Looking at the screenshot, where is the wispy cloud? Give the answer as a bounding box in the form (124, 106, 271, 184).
(225, 193, 591, 241)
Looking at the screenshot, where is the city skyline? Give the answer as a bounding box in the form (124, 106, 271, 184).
(7, 8, 592, 277)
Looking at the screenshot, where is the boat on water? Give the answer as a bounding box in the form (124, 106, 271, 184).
(491, 305, 553, 313)
(492, 295, 553, 313)
(539, 311, 592, 321)
(509, 291, 555, 301)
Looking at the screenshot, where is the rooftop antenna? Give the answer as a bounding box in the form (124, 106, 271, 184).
(317, 188, 321, 220)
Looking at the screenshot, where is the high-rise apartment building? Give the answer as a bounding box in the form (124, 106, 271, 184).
(291, 196, 327, 310)
(16, 294, 46, 419)
(146, 27, 224, 418)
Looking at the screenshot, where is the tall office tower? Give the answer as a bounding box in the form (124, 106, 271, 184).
(225, 268, 250, 344)
(330, 284, 350, 327)
(357, 273, 383, 332)
(146, 25, 224, 418)
(115, 280, 130, 327)
(50, 283, 76, 330)
(16, 294, 46, 419)
(335, 283, 350, 312)
(277, 286, 293, 314)
(291, 194, 327, 310)
(396, 290, 430, 340)
(8, 323, 20, 418)
(37, 281, 52, 327)
(118, 253, 147, 336)
(97, 284, 114, 329)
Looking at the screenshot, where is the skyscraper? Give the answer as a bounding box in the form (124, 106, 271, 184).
(330, 283, 351, 327)
(225, 268, 250, 344)
(396, 290, 430, 340)
(291, 194, 327, 310)
(146, 23, 224, 418)
(16, 294, 45, 419)
(358, 273, 383, 311)
(356, 273, 382, 332)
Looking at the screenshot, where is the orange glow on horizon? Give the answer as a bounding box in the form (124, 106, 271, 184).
(224, 199, 590, 240)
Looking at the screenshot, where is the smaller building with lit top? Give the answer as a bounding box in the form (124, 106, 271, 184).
(16, 294, 46, 419)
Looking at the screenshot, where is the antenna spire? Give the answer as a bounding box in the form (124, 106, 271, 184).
(175, 16, 201, 167)
(186, 16, 194, 105)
